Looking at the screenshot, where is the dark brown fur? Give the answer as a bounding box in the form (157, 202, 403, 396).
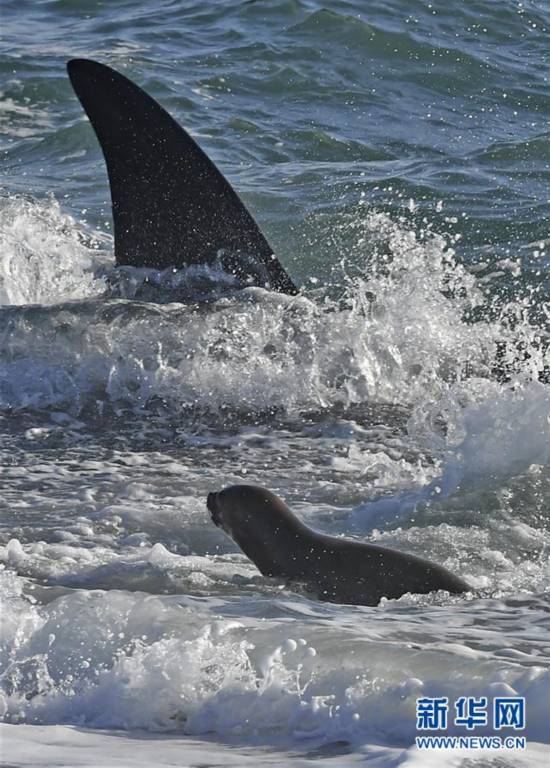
(207, 485, 469, 607)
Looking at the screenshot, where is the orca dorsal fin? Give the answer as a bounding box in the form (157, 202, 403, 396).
(67, 59, 297, 294)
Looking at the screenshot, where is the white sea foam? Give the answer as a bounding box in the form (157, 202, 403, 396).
(0, 195, 109, 305)
(0, 567, 549, 760)
(0, 196, 546, 424)
(3, 723, 547, 767)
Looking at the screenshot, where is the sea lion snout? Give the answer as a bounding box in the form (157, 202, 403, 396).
(207, 491, 222, 526)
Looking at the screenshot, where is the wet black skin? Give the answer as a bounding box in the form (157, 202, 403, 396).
(67, 58, 297, 294)
(207, 485, 470, 607)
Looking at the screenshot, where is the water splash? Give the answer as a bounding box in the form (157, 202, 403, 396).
(0, 194, 109, 306)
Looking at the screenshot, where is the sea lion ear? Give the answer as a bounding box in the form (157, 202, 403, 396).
(66, 59, 297, 294)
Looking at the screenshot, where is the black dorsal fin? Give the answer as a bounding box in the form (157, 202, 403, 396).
(67, 59, 297, 294)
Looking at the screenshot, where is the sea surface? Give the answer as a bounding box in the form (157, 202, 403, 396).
(1, 1, 549, 766)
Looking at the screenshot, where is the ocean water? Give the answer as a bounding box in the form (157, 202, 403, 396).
(1, 1, 549, 766)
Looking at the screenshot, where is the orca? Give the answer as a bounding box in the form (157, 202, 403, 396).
(66, 60, 549, 384)
(67, 59, 297, 294)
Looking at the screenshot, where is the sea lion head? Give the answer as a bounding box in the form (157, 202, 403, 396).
(207, 485, 305, 578)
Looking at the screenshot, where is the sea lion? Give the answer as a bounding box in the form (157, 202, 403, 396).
(207, 485, 470, 606)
